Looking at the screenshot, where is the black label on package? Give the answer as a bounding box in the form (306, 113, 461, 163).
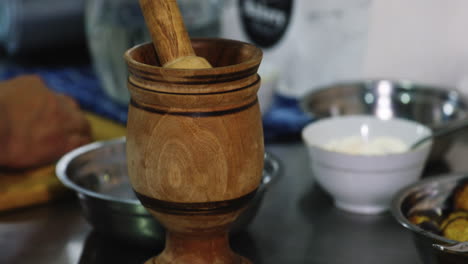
(239, 0, 293, 48)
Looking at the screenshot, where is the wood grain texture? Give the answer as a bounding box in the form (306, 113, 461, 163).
(139, 0, 212, 68)
(125, 39, 263, 264)
(126, 40, 263, 203)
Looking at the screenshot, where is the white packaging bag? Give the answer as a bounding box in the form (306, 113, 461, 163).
(222, 0, 468, 99)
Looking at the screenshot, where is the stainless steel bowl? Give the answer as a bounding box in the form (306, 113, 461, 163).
(392, 174, 468, 264)
(56, 137, 281, 246)
(300, 80, 468, 160)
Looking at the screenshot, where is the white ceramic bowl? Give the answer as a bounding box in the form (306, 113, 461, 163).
(301, 115, 433, 214)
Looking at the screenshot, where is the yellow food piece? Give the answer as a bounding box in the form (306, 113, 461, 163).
(443, 217, 468, 242)
(441, 211, 468, 230)
(0, 112, 126, 212)
(454, 182, 468, 211)
(409, 214, 434, 225)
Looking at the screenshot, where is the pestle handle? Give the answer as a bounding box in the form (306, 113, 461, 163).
(139, 0, 212, 69)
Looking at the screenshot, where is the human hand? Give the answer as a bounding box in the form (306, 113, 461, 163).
(0, 75, 92, 168)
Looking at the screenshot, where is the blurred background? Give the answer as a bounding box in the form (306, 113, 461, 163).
(2, 1, 468, 264)
(1, 0, 468, 139)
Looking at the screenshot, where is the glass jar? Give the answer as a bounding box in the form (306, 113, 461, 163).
(85, 0, 223, 105)
(85, 0, 149, 105)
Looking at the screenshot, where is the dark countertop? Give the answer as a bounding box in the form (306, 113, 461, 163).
(2, 134, 468, 264)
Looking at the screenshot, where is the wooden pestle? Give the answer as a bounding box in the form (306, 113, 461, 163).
(139, 0, 212, 69)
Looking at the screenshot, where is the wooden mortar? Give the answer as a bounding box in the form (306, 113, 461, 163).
(125, 38, 264, 264)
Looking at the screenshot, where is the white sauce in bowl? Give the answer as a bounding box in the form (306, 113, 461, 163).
(323, 136, 408, 155)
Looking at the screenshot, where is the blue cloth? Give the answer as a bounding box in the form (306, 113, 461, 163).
(0, 64, 312, 141)
(0, 65, 128, 124)
(262, 94, 312, 142)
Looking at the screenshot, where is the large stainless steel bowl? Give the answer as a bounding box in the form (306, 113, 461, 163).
(392, 173, 468, 264)
(300, 80, 468, 160)
(56, 137, 281, 246)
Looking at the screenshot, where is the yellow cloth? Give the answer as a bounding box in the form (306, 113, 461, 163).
(0, 113, 126, 212)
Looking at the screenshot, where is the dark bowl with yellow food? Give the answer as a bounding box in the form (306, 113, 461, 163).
(392, 173, 468, 264)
